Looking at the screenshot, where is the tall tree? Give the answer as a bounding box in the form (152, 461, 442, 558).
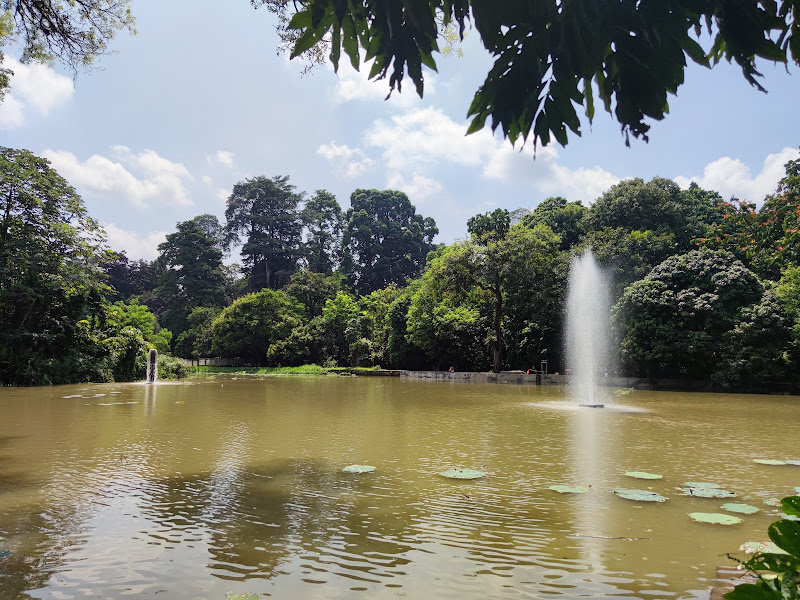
(521, 196, 587, 250)
(301, 189, 343, 274)
(0, 147, 108, 384)
(277, 0, 800, 147)
(341, 189, 438, 294)
(225, 175, 304, 292)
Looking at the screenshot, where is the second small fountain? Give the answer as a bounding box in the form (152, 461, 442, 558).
(566, 250, 614, 408)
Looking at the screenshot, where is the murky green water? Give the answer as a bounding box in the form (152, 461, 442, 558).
(1, 376, 799, 599)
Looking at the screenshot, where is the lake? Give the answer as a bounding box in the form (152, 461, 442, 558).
(1, 376, 798, 599)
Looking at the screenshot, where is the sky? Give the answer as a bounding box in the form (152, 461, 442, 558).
(2, 0, 799, 261)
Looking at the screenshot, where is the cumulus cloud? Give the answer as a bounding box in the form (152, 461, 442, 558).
(207, 150, 235, 167)
(333, 62, 434, 107)
(317, 141, 374, 177)
(0, 56, 74, 128)
(674, 147, 800, 205)
(103, 223, 168, 261)
(42, 146, 194, 207)
(385, 171, 443, 201)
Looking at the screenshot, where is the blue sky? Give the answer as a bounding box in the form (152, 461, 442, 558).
(2, 0, 798, 260)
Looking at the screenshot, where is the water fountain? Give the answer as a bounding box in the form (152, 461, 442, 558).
(566, 250, 614, 408)
(146, 349, 158, 384)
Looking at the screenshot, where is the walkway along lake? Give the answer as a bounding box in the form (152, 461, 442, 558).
(0, 376, 798, 599)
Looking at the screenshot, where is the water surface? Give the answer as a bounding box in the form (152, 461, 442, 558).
(1, 377, 798, 599)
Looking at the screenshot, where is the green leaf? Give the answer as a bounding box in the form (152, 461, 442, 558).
(342, 464, 376, 473)
(439, 468, 486, 480)
(625, 471, 663, 480)
(768, 520, 800, 556)
(745, 552, 800, 572)
(614, 489, 667, 502)
(288, 9, 313, 30)
(688, 512, 742, 525)
(342, 15, 360, 70)
(724, 582, 776, 600)
(784, 497, 800, 518)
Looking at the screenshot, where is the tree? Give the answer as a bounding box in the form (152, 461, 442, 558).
(1, 0, 135, 102)
(612, 249, 778, 383)
(341, 189, 438, 294)
(225, 175, 304, 292)
(0, 147, 109, 385)
(278, 0, 800, 148)
(521, 197, 586, 250)
(99, 250, 159, 300)
(106, 299, 172, 353)
(301, 189, 343, 274)
(282, 269, 343, 319)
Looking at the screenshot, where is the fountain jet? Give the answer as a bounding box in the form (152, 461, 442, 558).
(146, 349, 158, 384)
(566, 251, 613, 408)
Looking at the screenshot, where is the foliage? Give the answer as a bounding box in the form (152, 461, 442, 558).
(106, 299, 172, 353)
(102, 326, 148, 383)
(0, 147, 109, 385)
(282, 269, 343, 318)
(100, 250, 159, 300)
(155, 353, 189, 380)
(521, 197, 587, 250)
(280, 0, 800, 148)
(725, 496, 800, 600)
(173, 306, 220, 358)
(301, 189, 343, 274)
(612, 249, 792, 386)
(341, 189, 438, 295)
(0, 0, 135, 102)
(467, 208, 510, 245)
(211, 289, 305, 365)
(225, 175, 304, 292)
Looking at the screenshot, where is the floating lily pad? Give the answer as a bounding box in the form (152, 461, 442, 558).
(689, 512, 742, 525)
(753, 459, 786, 465)
(549, 485, 589, 494)
(740, 541, 787, 555)
(721, 503, 759, 515)
(779, 513, 800, 521)
(625, 471, 663, 480)
(795, 487, 800, 495)
(614, 489, 667, 502)
(684, 482, 721, 489)
(439, 468, 486, 480)
(763, 497, 781, 506)
(226, 594, 260, 600)
(0, 550, 10, 558)
(785, 460, 800, 466)
(342, 465, 376, 474)
(681, 487, 736, 499)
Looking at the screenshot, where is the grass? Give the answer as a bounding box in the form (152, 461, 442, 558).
(190, 364, 327, 376)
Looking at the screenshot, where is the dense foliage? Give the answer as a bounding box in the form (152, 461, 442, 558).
(4, 146, 800, 391)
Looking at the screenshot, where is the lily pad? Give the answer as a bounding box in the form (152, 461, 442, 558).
(549, 485, 589, 494)
(753, 459, 786, 466)
(683, 482, 721, 489)
(681, 487, 736, 498)
(689, 512, 742, 525)
(795, 487, 800, 495)
(763, 497, 781, 506)
(721, 503, 759, 515)
(785, 460, 800, 466)
(779, 513, 800, 521)
(625, 471, 663, 480)
(226, 595, 260, 600)
(342, 465, 376, 474)
(439, 468, 486, 480)
(739, 541, 787, 555)
(614, 489, 667, 502)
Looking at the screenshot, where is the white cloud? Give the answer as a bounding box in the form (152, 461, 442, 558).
(216, 188, 229, 202)
(42, 146, 194, 207)
(674, 147, 800, 205)
(317, 141, 374, 177)
(201, 175, 214, 186)
(385, 171, 443, 201)
(0, 56, 74, 129)
(207, 150, 235, 167)
(333, 62, 434, 107)
(103, 223, 168, 261)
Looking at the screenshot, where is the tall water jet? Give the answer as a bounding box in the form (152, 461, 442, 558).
(566, 250, 614, 407)
(146, 349, 158, 384)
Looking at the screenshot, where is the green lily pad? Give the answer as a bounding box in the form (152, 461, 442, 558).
(779, 513, 800, 521)
(785, 460, 800, 466)
(795, 487, 800, 495)
(625, 471, 663, 480)
(439, 468, 486, 480)
(739, 541, 787, 554)
(549, 485, 589, 494)
(754, 459, 787, 465)
(721, 503, 759, 515)
(684, 482, 721, 489)
(614, 489, 667, 502)
(763, 497, 781, 506)
(689, 512, 742, 525)
(342, 465, 376, 474)
(0, 550, 10, 558)
(681, 487, 736, 498)
(226, 594, 260, 600)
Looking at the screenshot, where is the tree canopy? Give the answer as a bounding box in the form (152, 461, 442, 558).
(279, 0, 799, 147)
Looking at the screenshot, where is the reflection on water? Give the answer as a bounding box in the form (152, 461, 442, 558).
(0, 378, 799, 599)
